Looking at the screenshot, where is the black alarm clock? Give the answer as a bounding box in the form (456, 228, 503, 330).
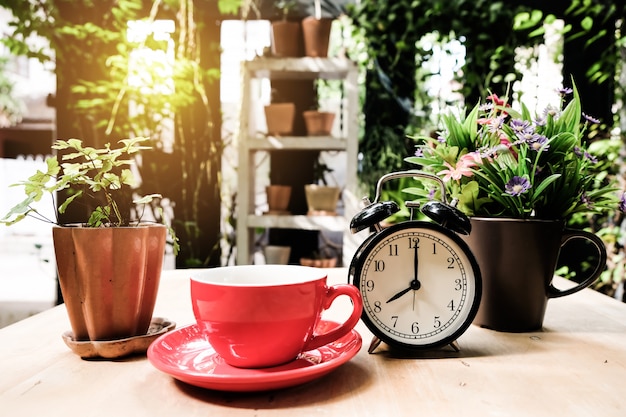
(348, 171, 482, 353)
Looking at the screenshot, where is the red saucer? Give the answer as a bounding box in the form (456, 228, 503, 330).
(147, 320, 362, 392)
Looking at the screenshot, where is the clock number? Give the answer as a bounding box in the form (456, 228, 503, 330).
(391, 315, 399, 327)
(447, 257, 455, 269)
(408, 237, 419, 249)
(373, 301, 382, 313)
(454, 278, 462, 291)
(366, 280, 375, 292)
(434, 316, 441, 328)
(432, 242, 437, 254)
(447, 300, 455, 311)
(374, 260, 385, 272)
(388, 244, 398, 256)
(411, 322, 419, 334)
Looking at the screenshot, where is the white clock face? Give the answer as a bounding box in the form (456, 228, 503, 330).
(354, 223, 480, 348)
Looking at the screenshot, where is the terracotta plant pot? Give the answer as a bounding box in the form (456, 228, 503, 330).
(301, 17, 333, 57)
(304, 184, 341, 215)
(266, 184, 292, 214)
(264, 103, 296, 136)
(299, 257, 337, 268)
(303, 110, 335, 136)
(53, 224, 167, 341)
(271, 20, 302, 57)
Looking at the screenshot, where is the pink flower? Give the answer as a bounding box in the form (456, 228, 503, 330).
(460, 152, 481, 167)
(477, 115, 505, 132)
(486, 94, 506, 106)
(499, 136, 518, 159)
(486, 94, 509, 116)
(437, 160, 474, 182)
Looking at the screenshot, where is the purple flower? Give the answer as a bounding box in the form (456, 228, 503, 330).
(556, 87, 573, 96)
(428, 188, 436, 200)
(486, 115, 505, 133)
(619, 192, 626, 213)
(437, 135, 447, 143)
(581, 193, 593, 209)
(517, 131, 539, 143)
(510, 119, 532, 134)
(574, 147, 598, 163)
(414, 148, 424, 157)
(582, 112, 600, 124)
(534, 114, 547, 126)
(543, 104, 560, 120)
(528, 135, 549, 152)
(584, 151, 598, 164)
(479, 103, 493, 112)
(574, 146, 583, 158)
(505, 176, 531, 196)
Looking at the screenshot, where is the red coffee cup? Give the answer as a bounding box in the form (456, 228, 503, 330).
(190, 265, 362, 368)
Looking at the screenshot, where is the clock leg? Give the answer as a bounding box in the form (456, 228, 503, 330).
(448, 340, 460, 352)
(368, 336, 383, 354)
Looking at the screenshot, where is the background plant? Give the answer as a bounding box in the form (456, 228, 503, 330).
(0, 0, 223, 267)
(346, 0, 542, 200)
(0, 56, 23, 128)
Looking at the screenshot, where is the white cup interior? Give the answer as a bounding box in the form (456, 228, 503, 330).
(190, 265, 326, 286)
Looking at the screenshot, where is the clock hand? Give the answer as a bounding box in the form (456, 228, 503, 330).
(386, 286, 412, 303)
(386, 241, 422, 304)
(414, 238, 418, 282)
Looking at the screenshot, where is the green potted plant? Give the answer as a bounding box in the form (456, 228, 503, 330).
(405, 84, 625, 331)
(270, 0, 302, 57)
(304, 155, 341, 215)
(1, 137, 178, 356)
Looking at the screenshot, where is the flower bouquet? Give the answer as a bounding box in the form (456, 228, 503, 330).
(405, 85, 624, 220)
(404, 85, 624, 331)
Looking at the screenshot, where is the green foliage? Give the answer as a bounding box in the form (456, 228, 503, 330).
(0, 56, 23, 127)
(5, 138, 139, 223)
(564, 1, 626, 95)
(347, 0, 543, 198)
(217, 0, 245, 15)
(0, 0, 221, 265)
(405, 85, 622, 220)
(275, 0, 297, 20)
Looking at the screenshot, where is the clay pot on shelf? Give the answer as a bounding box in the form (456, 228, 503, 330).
(266, 185, 292, 214)
(270, 20, 302, 57)
(299, 257, 337, 268)
(264, 103, 296, 136)
(304, 184, 341, 215)
(303, 110, 335, 136)
(301, 17, 333, 57)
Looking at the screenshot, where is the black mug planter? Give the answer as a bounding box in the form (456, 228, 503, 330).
(461, 217, 607, 332)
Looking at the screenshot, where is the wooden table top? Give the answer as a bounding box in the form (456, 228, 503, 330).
(1, 268, 625, 416)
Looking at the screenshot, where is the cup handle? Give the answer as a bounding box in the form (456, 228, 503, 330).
(302, 284, 363, 352)
(548, 229, 607, 299)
